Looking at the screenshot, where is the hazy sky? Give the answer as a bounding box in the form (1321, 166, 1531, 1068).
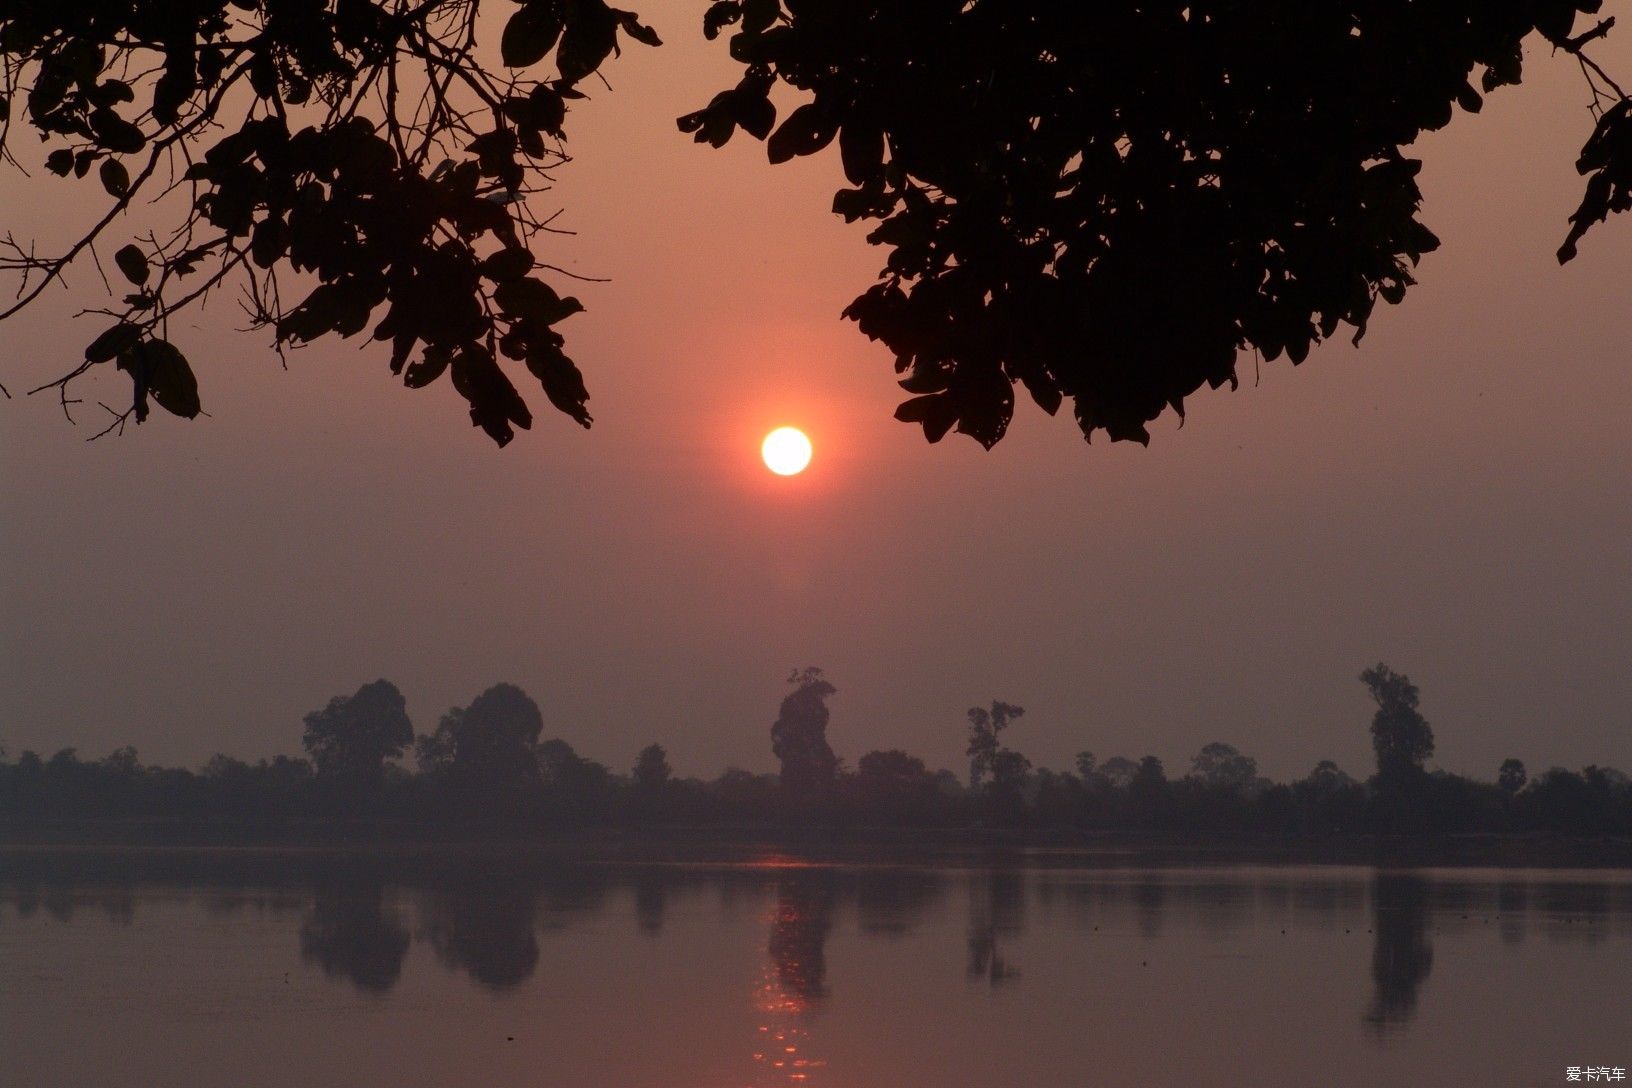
(2, 8, 1629, 782)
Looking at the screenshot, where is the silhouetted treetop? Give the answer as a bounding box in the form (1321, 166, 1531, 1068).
(4, 659, 1631, 837)
(856, 748, 930, 787)
(416, 681, 545, 800)
(632, 742, 672, 791)
(964, 700, 1023, 790)
(1189, 742, 1261, 794)
(687, 1, 1632, 446)
(301, 679, 412, 788)
(771, 667, 839, 799)
(1361, 662, 1435, 783)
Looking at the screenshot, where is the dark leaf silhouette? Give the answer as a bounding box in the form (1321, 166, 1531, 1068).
(112, 245, 148, 286)
(558, 0, 619, 85)
(98, 158, 129, 198)
(503, 3, 565, 69)
(84, 322, 140, 364)
(767, 103, 838, 164)
(129, 340, 201, 420)
(1560, 99, 1632, 262)
(615, 10, 663, 48)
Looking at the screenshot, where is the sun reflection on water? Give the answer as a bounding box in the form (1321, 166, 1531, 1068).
(747, 877, 833, 1085)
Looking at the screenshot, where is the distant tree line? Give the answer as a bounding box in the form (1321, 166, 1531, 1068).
(1, 664, 1627, 837)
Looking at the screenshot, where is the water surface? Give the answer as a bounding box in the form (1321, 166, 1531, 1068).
(2, 852, 1628, 1087)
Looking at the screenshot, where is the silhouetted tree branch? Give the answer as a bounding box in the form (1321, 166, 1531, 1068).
(0, 0, 659, 443)
(685, 1, 1632, 446)
(6, 3, 1630, 448)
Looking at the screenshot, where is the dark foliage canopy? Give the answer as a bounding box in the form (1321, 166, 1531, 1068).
(0, 0, 659, 442)
(963, 699, 1023, 789)
(0, 1, 1628, 446)
(300, 677, 413, 786)
(1360, 662, 1436, 783)
(685, 0, 1632, 444)
(416, 681, 545, 795)
(770, 666, 840, 798)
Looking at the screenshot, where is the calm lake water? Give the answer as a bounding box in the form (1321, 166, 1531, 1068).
(2, 850, 1629, 1087)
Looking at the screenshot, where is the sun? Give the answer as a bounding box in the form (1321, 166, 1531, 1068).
(761, 427, 813, 476)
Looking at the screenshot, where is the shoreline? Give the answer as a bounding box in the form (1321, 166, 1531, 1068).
(4, 824, 1632, 873)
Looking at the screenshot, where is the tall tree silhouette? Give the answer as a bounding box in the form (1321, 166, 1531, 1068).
(416, 682, 544, 804)
(964, 700, 1024, 790)
(770, 667, 840, 802)
(535, 736, 611, 817)
(1360, 663, 1435, 830)
(1360, 664, 1435, 785)
(1498, 758, 1529, 795)
(632, 743, 672, 792)
(1129, 755, 1170, 823)
(300, 679, 412, 793)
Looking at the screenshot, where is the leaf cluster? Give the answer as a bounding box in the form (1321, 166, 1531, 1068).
(1, 0, 658, 442)
(687, 1, 1627, 446)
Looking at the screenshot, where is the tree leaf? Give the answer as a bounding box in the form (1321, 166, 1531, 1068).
(615, 10, 662, 47)
(893, 392, 959, 443)
(99, 157, 130, 197)
(89, 108, 145, 154)
(501, 3, 564, 68)
(451, 345, 533, 445)
(525, 341, 593, 426)
(141, 339, 202, 418)
(85, 321, 142, 363)
(113, 243, 148, 285)
(404, 345, 451, 389)
(741, 0, 778, 34)
(557, 0, 618, 85)
(527, 84, 567, 136)
(839, 120, 884, 185)
(703, 1, 742, 40)
(767, 103, 838, 164)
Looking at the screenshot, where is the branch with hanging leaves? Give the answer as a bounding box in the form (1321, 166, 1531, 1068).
(0, 0, 659, 444)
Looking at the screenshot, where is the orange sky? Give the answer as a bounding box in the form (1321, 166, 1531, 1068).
(1, 5, 1629, 780)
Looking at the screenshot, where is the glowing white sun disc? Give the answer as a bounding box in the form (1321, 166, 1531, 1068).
(761, 427, 813, 476)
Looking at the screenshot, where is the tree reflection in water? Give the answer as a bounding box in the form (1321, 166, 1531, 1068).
(299, 880, 410, 993)
(422, 878, 540, 991)
(968, 869, 1024, 986)
(1364, 874, 1434, 1034)
(752, 868, 837, 1084)
(632, 869, 667, 936)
